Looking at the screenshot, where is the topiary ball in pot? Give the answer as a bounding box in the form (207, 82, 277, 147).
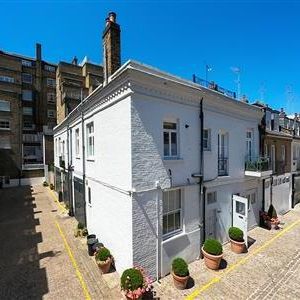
(202, 239, 223, 270)
(228, 227, 244, 242)
(95, 247, 112, 273)
(171, 257, 189, 289)
(228, 227, 245, 254)
(121, 268, 144, 293)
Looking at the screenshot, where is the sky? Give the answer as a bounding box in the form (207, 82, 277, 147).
(1, 0, 300, 113)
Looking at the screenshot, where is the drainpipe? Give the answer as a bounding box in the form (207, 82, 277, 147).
(67, 125, 74, 216)
(155, 181, 161, 283)
(192, 97, 204, 259)
(81, 88, 87, 227)
(80, 88, 87, 227)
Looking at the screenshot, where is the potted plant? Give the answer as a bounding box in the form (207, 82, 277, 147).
(121, 267, 152, 300)
(202, 239, 223, 270)
(43, 181, 49, 187)
(171, 257, 189, 289)
(267, 204, 280, 229)
(228, 227, 245, 254)
(95, 247, 112, 273)
(50, 183, 54, 190)
(74, 222, 85, 237)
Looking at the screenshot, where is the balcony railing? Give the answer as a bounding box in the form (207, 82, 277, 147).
(218, 157, 228, 176)
(192, 75, 236, 99)
(245, 157, 271, 172)
(23, 134, 42, 143)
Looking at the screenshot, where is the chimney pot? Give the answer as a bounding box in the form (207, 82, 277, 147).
(36, 43, 42, 61)
(108, 12, 116, 23)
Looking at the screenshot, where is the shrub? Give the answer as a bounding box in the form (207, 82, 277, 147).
(77, 222, 84, 230)
(95, 247, 111, 261)
(43, 181, 49, 187)
(267, 204, 277, 219)
(203, 239, 223, 256)
(172, 258, 189, 277)
(121, 268, 144, 291)
(228, 227, 244, 242)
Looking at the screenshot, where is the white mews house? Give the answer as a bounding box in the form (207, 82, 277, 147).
(54, 59, 265, 279)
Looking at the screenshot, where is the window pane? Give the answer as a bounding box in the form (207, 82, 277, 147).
(174, 212, 181, 230)
(164, 132, 169, 156)
(236, 201, 245, 216)
(163, 122, 176, 130)
(163, 215, 168, 235)
(167, 214, 175, 233)
(169, 192, 175, 211)
(174, 190, 181, 209)
(163, 193, 168, 213)
(171, 132, 177, 156)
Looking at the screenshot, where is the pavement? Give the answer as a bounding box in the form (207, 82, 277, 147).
(1, 185, 300, 299)
(0, 185, 122, 300)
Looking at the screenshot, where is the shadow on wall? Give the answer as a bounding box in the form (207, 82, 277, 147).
(0, 186, 51, 299)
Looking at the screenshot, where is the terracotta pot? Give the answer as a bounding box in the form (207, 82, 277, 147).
(96, 257, 111, 273)
(229, 238, 245, 254)
(202, 247, 223, 270)
(171, 271, 189, 290)
(125, 293, 143, 300)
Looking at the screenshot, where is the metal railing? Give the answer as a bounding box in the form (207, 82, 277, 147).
(218, 158, 228, 176)
(23, 134, 42, 143)
(245, 157, 271, 172)
(192, 75, 236, 99)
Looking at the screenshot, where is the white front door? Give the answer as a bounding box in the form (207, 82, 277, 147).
(232, 195, 248, 247)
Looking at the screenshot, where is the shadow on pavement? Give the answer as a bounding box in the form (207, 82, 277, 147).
(0, 185, 49, 299)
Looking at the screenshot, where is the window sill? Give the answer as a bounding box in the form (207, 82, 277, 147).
(0, 128, 10, 131)
(163, 157, 183, 161)
(86, 157, 95, 162)
(162, 229, 183, 242)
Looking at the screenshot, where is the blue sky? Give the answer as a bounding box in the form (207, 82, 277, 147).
(1, 0, 299, 113)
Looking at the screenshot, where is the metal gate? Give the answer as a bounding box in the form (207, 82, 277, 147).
(73, 177, 86, 227)
(292, 175, 300, 208)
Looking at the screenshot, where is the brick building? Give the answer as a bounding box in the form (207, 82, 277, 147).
(56, 57, 103, 124)
(0, 44, 56, 185)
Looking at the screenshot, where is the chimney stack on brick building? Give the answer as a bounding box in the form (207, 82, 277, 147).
(103, 12, 121, 84)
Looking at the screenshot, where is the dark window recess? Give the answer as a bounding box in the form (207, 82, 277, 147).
(88, 187, 91, 204)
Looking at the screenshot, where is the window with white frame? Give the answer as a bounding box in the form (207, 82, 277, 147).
(22, 60, 32, 67)
(75, 128, 80, 157)
(47, 93, 56, 103)
(0, 100, 11, 112)
(22, 73, 32, 84)
(22, 90, 33, 101)
(44, 65, 55, 72)
(163, 189, 182, 237)
(203, 129, 211, 151)
(47, 109, 55, 118)
(23, 107, 33, 115)
(0, 136, 11, 149)
(0, 120, 10, 129)
(86, 122, 94, 158)
(0, 75, 14, 83)
(47, 78, 56, 87)
(163, 122, 178, 158)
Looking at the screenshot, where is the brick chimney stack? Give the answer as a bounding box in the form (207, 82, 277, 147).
(103, 12, 121, 84)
